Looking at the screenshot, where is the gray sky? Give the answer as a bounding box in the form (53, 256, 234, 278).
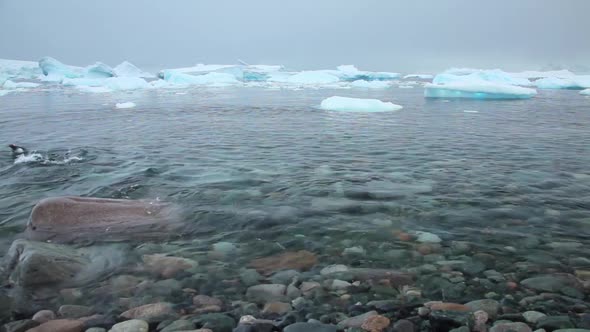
(1, 0, 589, 73)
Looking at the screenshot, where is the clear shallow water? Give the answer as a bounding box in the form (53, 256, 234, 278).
(1, 86, 590, 315)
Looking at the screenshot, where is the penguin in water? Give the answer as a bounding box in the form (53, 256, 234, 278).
(8, 144, 27, 157)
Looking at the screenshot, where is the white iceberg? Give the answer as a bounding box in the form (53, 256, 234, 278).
(404, 74, 434, 80)
(509, 69, 575, 79)
(350, 80, 391, 89)
(287, 71, 340, 85)
(113, 61, 154, 78)
(39, 56, 84, 80)
(581, 89, 590, 95)
(3, 80, 40, 89)
(424, 82, 537, 99)
(320, 96, 403, 112)
(533, 76, 590, 89)
(335, 65, 400, 81)
(433, 69, 531, 86)
(115, 102, 136, 109)
(85, 62, 115, 78)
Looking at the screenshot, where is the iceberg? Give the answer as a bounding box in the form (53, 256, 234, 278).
(287, 71, 340, 85)
(85, 62, 115, 78)
(39, 56, 84, 80)
(433, 69, 531, 86)
(113, 61, 154, 78)
(0, 59, 42, 79)
(424, 82, 537, 99)
(3, 80, 40, 89)
(335, 65, 400, 81)
(115, 102, 136, 109)
(404, 74, 434, 80)
(581, 89, 590, 95)
(350, 80, 391, 89)
(533, 76, 590, 89)
(162, 71, 239, 86)
(320, 96, 403, 112)
(62, 78, 106, 87)
(509, 69, 575, 79)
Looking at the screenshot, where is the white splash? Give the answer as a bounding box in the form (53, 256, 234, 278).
(14, 153, 43, 164)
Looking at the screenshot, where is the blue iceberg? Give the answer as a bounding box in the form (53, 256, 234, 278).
(113, 61, 154, 78)
(424, 82, 537, 99)
(39, 57, 84, 80)
(85, 62, 115, 78)
(534, 76, 590, 90)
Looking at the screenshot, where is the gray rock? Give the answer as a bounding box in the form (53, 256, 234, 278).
(240, 269, 264, 287)
(160, 319, 194, 332)
(3, 239, 126, 288)
(523, 311, 547, 324)
(32, 310, 56, 323)
(392, 319, 415, 332)
(120, 302, 177, 323)
(270, 270, 300, 285)
(86, 328, 107, 332)
(192, 313, 236, 332)
(3, 319, 39, 332)
(246, 284, 286, 303)
(464, 299, 500, 319)
(337, 311, 377, 329)
(59, 305, 95, 318)
(489, 322, 532, 332)
(283, 322, 337, 332)
(108, 319, 149, 332)
(521, 274, 583, 293)
(536, 316, 574, 331)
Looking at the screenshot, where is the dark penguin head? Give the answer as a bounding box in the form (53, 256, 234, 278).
(8, 144, 26, 155)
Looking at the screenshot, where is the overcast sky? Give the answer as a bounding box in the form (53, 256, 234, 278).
(1, 0, 588, 72)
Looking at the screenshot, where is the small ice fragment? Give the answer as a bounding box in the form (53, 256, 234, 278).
(320, 96, 403, 112)
(115, 102, 136, 109)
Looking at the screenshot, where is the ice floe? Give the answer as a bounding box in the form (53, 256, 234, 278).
(424, 82, 537, 99)
(320, 96, 403, 112)
(0, 58, 42, 80)
(161, 71, 239, 86)
(581, 89, 590, 95)
(115, 102, 136, 109)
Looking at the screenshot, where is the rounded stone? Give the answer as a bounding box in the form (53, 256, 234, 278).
(32, 310, 56, 324)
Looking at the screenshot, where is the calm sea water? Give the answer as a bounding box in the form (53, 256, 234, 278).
(1, 86, 589, 312)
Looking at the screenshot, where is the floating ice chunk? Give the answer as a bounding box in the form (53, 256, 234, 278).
(113, 61, 154, 78)
(104, 77, 151, 90)
(398, 85, 414, 89)
(287, 71, 340, 85)
(85, 62, 115, 78)
(581, 89, 590, 95)
(0, 90, 12, 96)
(350, 80, 391, 89)
(424, 82, 537, 99)
(162, 71, 239, 85)
(247, 64, 283, 72)
(404, 74, 434, 80)
(115, 102, 136, 109)
(39, 56, 84, 80)
(3, 80, 40, 89)
(320, 96, 403, 112)
(534, 76, 590, 89)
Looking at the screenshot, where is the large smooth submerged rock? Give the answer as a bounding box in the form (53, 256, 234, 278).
(25, 196, 183, 243)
